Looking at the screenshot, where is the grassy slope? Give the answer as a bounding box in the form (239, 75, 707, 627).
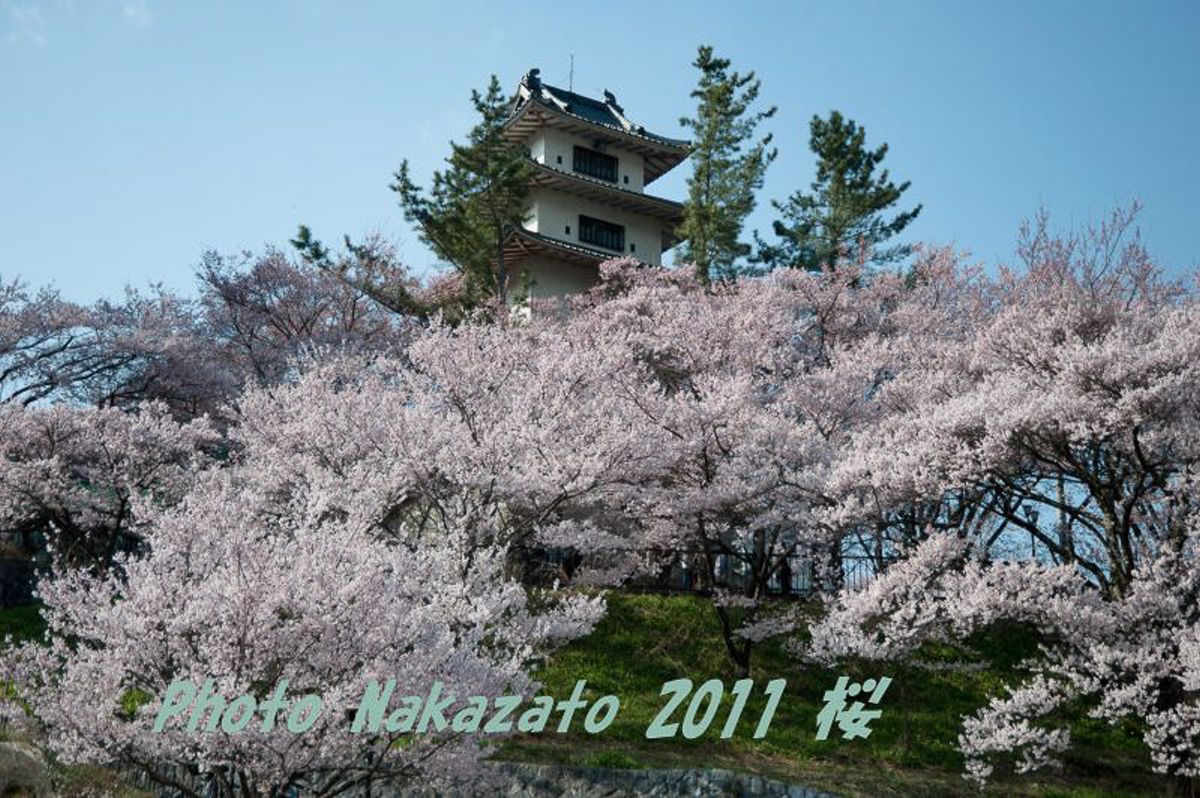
(0, 604, 44, 645)
(504, 593, 1164, 797)
(1, 598, 1163, 797)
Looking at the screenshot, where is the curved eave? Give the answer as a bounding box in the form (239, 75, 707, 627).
(504, 100, 689, 185)
(502, 229, 633, 267)
(528, 162, 685, 225)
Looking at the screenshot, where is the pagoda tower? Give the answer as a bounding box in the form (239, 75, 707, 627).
(500, 68, 690, 299)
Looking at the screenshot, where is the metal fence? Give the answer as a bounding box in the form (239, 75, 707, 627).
(527, 548, 891, 597)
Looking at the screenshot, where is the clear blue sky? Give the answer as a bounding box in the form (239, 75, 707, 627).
(2, 0, 1197, 301)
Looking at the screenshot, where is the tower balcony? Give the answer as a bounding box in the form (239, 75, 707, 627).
(526, 161, 684, 227)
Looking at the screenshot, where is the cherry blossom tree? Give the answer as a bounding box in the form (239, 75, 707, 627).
(807, 207, 1200, 793)
(2, 239, 426, 425)
(527, 258, 942, 673)
(0, 276, 232, 418)
(836, 206, 1198, 589)
(197, 244, 416, 394)
(808, 524, 1200, 792)
(3, 353, 604, 796)
(0, 401, 220, 567)
(0, 278, 111, 407)
(5, 202, 1196, 792)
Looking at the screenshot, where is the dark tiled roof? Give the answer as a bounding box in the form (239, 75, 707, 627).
(503, 228, 626, 265)
(509, 68, 689, 152)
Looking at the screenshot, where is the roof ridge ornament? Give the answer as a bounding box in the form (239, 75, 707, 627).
(603, 89, 646, 135)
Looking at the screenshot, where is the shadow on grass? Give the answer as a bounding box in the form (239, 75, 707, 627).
(503, 592, 1166, 798)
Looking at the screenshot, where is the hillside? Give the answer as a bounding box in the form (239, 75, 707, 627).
(0, 596, 1167, 796)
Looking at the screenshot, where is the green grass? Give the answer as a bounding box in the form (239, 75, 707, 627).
(502, 592, 1166, 797)
(0, 603, 45, 645)
(0, 597, 1166, 796)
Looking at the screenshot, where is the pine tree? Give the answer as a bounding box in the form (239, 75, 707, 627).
(677, 46, 776, 284)
(391, 75, 532, 304)
(757, 111, 921, 272)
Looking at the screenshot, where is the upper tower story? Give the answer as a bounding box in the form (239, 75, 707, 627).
(499, 68, 690, 298)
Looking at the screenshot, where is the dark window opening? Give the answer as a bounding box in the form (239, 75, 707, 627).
(630, 242, 636, 253)
(579, 215, 625, 252)
(565, 224, 571, 235)
(623, 175, 629, 184)
(573, 146, 618, 183)
(556, 155, 562, 164)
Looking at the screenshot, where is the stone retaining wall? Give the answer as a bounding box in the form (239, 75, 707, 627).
(397, 763, 837, 798)
(120, 762, 835, 798)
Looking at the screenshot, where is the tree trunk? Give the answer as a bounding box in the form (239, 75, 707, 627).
(713, 603, 753, 678)
(1169, 775, 1195, 797)
(495, 236, 508, 306)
